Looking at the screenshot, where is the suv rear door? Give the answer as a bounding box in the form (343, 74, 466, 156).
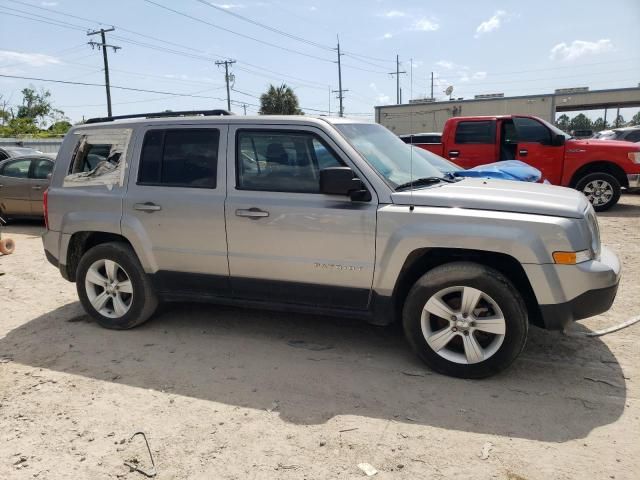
(224, 124, 377, 310)
(122, 124, 230, 297)
(447, 120, 498, 168)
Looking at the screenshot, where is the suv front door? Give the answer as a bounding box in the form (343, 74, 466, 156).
(225, 125, 377, 310)
(123, 125, 230, 297)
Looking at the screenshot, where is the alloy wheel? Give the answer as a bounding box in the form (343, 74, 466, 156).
(420, 286, 506, 364)
(84, 259, 133, 318)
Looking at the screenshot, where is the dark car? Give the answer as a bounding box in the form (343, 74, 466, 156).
(0, 154, 56, 218)
(399, 132, 442, 145)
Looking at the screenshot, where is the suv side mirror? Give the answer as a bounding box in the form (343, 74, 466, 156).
(320, 167, 371, 201)
(552, 134, 566, 146)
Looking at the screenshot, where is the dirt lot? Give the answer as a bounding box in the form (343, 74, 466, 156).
(1, 195, 639, 480)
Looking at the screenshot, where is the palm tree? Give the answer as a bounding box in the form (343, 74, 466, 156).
(259, 84, 304, 115)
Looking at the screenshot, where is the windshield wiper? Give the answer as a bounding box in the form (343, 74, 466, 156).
(395, 176, 455, 191)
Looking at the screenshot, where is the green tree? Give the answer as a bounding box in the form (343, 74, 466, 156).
(592, 117, 607, 131)
(0, 117, 39, 137)
(16, 86, 63, 127)
(613, 114, 625, 128)
(259, 84, 303, 115)
(555, 114, 570, 132)
(630, 111, 640, 126)
(568, 113, 592, 131)
(48, 120, 72, 135)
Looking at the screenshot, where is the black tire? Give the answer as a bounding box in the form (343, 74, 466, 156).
(402, 262, 528, 379)
(76, 242, 158, 329)
(575, 172, 621, 212)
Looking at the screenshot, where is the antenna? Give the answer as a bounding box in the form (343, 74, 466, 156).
(445, 85, 454, 100)
(409, 98, 415, 211)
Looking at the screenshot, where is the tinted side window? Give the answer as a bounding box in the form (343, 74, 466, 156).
(138, 129, 219, 188)
(513, 117, 551, 144)
(455, 121, 496, 144)
(236, 130, 343, 193)
(0, 159, 31, 178)
(32, 159, 53, 179)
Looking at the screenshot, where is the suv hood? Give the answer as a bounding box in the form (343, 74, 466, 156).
(391, 178, 589, 219)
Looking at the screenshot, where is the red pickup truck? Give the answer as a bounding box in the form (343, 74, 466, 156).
(414, 115, 640, 210)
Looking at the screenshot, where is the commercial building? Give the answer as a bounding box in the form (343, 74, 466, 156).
(374, 86, 640, 135)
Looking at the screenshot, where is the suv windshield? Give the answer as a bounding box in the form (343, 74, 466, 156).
(335, 123, 445, 188)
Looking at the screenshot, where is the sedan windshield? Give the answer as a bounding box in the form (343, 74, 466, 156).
(335, 123, 445, 188)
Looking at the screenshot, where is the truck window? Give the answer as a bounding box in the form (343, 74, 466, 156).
(513, 117, 552, 144)
(454, 121, 495, 144)
(138, 128, 219, 188)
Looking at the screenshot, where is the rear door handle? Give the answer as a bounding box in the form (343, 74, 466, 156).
(519, 149, 528, 156)
(134, 202, 162, 212)
(236, 207, 269, 219)
(448, 150, 460, 158)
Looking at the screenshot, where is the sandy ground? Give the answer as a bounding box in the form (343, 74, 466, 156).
(0, 195, 639, 480)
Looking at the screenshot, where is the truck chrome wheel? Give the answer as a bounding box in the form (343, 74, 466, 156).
(582, 179, 614, 207)
(84, 259, 133, 319)
(421, 286, 506, 365)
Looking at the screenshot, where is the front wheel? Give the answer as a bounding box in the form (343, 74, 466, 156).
(403, 262, 528, 379)
(575, 172, 621, 212)
(76, 242, 158, 329)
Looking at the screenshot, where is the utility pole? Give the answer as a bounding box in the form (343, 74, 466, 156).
(242, 103, 247, 115)
(430, 71, 434, 100)
(388, 55, 406, 104)
(332, 37, 348, 117)
(87, 27, 120, 117)
(215, 59, 236, 111)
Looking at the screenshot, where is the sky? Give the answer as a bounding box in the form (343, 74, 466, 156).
(1, 0, 639, 124)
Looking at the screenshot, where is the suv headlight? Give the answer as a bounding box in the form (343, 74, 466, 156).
(585, 204, 601, 260)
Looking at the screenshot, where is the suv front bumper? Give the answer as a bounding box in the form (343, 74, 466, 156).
(524, 246, 621, 331)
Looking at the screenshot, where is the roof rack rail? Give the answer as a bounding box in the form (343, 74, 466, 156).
(84, 109, 233, 124)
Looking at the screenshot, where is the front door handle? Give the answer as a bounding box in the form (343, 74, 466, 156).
(134, 202, 162, 212)
(236, 207, 269, 219)
(519, 149, 528, 156)
(448, 150, 460, 158)
(32, 186, 43, 190)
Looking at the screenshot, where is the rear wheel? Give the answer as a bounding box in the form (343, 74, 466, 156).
(76, 242, 158, 329)
(403, 262, 528, 378)
(575, 172, 621, 212)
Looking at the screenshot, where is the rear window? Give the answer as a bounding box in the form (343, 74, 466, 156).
(64, 128, 132, 188)
(138, 128, 219, 188)
(454, 121, 495, 144)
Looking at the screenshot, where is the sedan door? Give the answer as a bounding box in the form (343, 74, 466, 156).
(0, 158, 33, 216)
(225, 125, 377, 310)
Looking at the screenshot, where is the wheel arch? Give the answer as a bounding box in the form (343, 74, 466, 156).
(387, 248, 543, 328)
(569, 161, 628, 188)
(65, 231, 134, 282)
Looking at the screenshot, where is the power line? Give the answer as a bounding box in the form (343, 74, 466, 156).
(142, 0, 335, 63)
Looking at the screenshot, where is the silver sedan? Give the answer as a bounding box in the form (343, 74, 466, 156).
(0, 154, 56, 218)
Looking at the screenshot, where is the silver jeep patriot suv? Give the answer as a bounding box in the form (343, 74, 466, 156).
(42, 110, 621, 378)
